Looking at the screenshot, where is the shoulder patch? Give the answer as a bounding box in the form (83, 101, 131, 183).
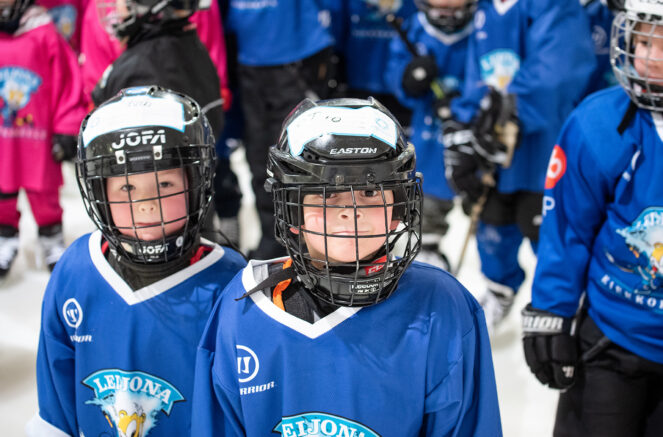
(545, 145, 566, 189)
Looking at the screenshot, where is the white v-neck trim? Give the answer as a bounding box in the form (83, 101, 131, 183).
(651, 112, 663, 142)
(88, 231, 225, 305)
(242, 259, 361, 339)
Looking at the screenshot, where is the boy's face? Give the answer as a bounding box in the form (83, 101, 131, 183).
(299, 190, 400, 264)
(106, 168, 188, 241)
(633, 23, 663, 82)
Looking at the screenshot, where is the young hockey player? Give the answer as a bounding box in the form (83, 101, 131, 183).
(442, 0, 596, 329)
(27, 86, 246, 436)
(224, 2, 336, 259)
(91, 0, 240, 246)
(0, 0, 87, 278)
(522, 1, 663, 435)
(191, 97, 502, 436)
(385, 0, 475, 271)
(335, 0, 417, 126)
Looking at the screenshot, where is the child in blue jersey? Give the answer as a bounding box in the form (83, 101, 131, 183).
(333, 0, 416, 126)
(385, 0, 475, 271)
(191, 97, 502, 436)
(442, 0, 596, 330)
(522, 1, 663, 435)
(223, 1, 336, 259)
(28, 86, 246, 437)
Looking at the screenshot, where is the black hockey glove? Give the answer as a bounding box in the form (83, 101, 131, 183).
(402, 55, 438, 97)
(51, 134, 78, 162)
(473, 87, 519, 167)
(522, 303, 578, 390)
(442, 119, 486, 204)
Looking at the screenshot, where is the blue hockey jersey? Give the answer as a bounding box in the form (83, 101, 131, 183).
(27, 231, 246, 437)
(533, 86, 663, 364)
(192, 259, 502, 436)
(451, 0, 596, 193)
(385, 12, 470, 200)
(339, 0, 417, 94)
(223, 0, 334, 66)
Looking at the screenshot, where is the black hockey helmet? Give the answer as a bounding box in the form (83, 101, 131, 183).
(0, 0, 31, 23)
(76, 85, 216, 264)
(611, 0, 663, 111)
(414, 0, 477, 34)
(266, 97, 422, 307)
(96, 0, 209, 39)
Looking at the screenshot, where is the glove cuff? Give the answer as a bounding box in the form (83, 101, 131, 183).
(521, 303, 574, 335)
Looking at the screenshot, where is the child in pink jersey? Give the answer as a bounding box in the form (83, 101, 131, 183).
(0, 0, 88, 279)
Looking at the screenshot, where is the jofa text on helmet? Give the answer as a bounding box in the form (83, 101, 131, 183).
(112, 129, 166, 149)
(330, 147, 377, 155)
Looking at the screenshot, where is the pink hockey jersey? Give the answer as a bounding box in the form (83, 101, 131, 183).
(37, 0, 87, 52)
(0, 6, 88, 192)
(79, 0, 228, 99)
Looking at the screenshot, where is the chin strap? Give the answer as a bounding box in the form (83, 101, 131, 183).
(235, 260, 297, 302)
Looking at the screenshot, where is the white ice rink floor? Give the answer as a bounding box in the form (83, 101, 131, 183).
(0, 148, 559, 436)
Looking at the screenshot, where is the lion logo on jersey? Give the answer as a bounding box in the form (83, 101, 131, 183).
(83, 369, 184, 437)
(273, 412, 381, 437)
(610, 207, 663, 292)
(479, 49, 520, 91)
(0, 67, 41, 127)
(46, 5, 77, 41)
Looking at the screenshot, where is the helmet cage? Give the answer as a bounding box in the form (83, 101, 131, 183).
(611, 6, 663, 110)
(415, 0, 477, 33)
(76, 86, 215, 264)
(267, 96, 423, 307)
(272, 180, 422, 307)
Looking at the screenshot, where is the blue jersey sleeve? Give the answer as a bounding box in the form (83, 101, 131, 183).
(30, 266, 77, 436)
(531, 108, 612, 317)
(507, 0, 595, 136)
(423, 296, 502, 436)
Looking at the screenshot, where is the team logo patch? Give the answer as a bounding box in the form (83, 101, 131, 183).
(609, 208, 663, 293)
(479, 49, 520, 91)
(83, 369, 184, 437)
(273, 412, 381, 437)
(0, 67, 41, 127)
(545, 145, 567, 189)
(47, 5, 77, 40)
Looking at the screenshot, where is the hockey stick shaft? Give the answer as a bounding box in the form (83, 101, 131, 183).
(452, 173, 494, 276)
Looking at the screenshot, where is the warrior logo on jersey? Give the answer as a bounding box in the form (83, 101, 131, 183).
(47, 5, 77, 41)
(479, 49, 520, 91)
(610, 208, 663, 292)
(83, 369, 184, 437)
(0, 67, 41, 127)
(273, 412, 381, 437)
